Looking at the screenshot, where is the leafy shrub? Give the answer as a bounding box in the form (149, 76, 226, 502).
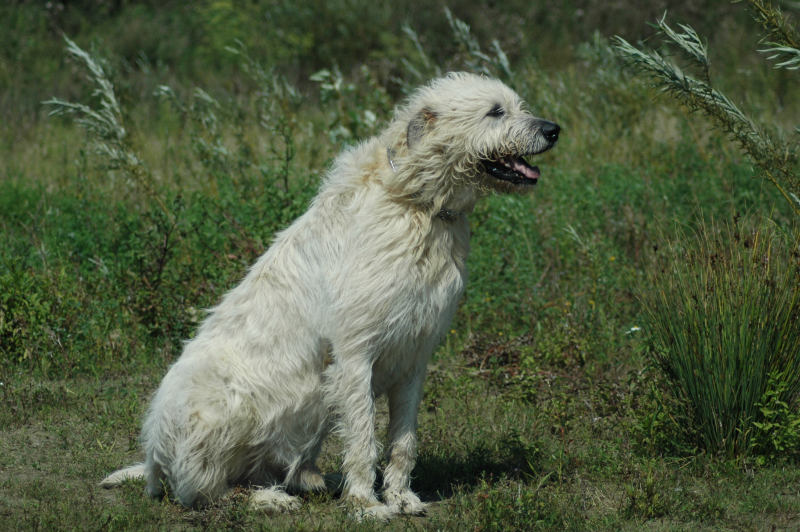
(0, 259, 55, 366)
(749, 372, 800, 462)
(629, 368, 700, 457)
(640, 220, 800, 456)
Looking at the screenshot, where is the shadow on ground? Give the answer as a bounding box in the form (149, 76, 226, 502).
(411, 432, 542, 501)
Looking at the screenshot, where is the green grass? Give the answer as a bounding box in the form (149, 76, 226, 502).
(4, 359, 800, 530)
(2, 1, 800, 530)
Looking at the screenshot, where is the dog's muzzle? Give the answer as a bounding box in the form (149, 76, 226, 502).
(481, 120, 560, 186)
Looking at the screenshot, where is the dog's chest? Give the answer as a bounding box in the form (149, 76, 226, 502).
(322, 205, 470, 378)
(368, 220, 468, 363)
(369, 256, 464, 390)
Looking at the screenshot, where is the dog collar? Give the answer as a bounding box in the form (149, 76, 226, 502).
(386, 147, 398, 172)
(436, 208, 461, 222)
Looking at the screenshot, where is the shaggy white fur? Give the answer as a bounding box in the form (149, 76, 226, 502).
(101, 72, 559, 519)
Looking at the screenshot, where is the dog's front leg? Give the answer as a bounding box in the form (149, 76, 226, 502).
(328, 357, 394, 519)
(382, 368, 428, 515)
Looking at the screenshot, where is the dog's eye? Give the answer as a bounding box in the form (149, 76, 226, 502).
(486, 104, 505, 118)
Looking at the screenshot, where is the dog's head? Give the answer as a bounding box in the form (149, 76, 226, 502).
(393, 72, 559, 198)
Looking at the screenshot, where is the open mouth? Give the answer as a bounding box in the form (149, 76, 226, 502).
(481, 155, 541, 186)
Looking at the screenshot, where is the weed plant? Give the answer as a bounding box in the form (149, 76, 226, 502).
(641, 220, 800, 456)
(43, 36, 166, 214)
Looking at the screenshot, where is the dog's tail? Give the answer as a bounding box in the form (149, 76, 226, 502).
(99, 463, 146, 488)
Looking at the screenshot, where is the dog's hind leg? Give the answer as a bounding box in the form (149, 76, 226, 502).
(167, 441, 231, 507)
(144, 457, 165, 498)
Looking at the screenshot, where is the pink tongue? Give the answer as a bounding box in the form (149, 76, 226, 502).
(505, 157, 540, 180)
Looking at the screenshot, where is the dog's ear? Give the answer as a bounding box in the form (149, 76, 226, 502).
(407, 108, 437, 149)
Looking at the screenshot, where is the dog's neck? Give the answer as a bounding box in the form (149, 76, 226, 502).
(386, 147, 463, 223)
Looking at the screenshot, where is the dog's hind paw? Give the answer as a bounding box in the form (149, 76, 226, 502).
(293, 465, 327, 493)
(249, 487, 301, 513)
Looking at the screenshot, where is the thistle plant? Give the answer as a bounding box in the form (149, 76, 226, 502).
(614, 4, 800, 217)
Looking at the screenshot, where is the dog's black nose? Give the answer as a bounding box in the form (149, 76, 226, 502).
(541, 121, 560, 143)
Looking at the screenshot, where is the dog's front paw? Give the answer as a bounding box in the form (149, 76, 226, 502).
(345, 495, 398, 521)
(352, 502, 398, 522)
(383, 488, 428, 515)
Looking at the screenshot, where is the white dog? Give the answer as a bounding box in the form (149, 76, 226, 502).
(101, 72, 559, 519)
